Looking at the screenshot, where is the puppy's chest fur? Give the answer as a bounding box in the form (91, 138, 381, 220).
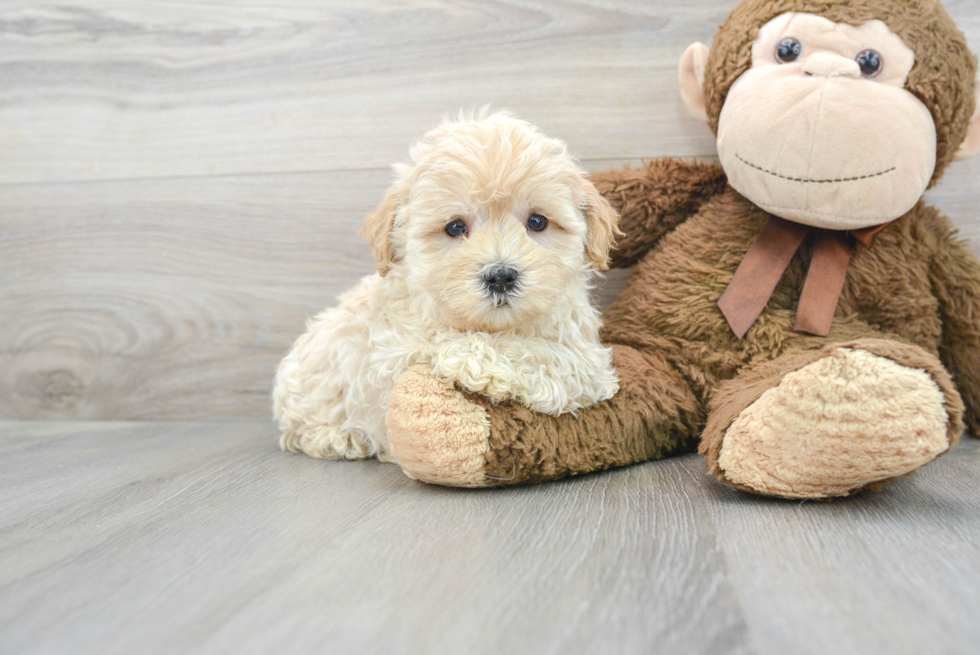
(376, 267, 619, 413)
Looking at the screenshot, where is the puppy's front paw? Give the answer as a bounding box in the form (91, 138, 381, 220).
(387, 365, 492, 487)
(280, 425, 374, 460)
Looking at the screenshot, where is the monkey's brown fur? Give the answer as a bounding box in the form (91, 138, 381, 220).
(387, 0, 980, 497)
(472, 166, 978, 490)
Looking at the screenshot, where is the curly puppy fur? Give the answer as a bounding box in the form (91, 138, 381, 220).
(273, 111, 621, 461)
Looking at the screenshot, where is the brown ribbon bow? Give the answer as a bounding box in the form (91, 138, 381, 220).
(718, 216, 890, 339)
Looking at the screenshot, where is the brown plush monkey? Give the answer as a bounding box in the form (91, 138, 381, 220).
(385, 0, 980, 499)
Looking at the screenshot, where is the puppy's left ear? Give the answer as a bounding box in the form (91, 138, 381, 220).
(359, 171, 411, 277)
(581, 177, 623, 271)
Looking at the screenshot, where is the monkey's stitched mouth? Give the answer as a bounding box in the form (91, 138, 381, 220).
(736, 154, 896, 184)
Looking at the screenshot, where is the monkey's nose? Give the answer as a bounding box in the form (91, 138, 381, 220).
(803, 53, 861, 78)
(484, 266, 520, 293)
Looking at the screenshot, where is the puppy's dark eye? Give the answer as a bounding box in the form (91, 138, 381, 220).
(775, 37, 802, 63)
(856, 49, 882, 78)
(445, 218, 468, 238)
(527, 213, 549, 232)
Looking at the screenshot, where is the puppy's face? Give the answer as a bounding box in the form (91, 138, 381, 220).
(362, 113, 619, 332)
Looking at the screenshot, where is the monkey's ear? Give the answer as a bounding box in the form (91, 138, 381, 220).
(359, 174, 410, 277)
(581, 177, 624, 271)
(679, 42, 710, 123)
(954, 86, 980, 162)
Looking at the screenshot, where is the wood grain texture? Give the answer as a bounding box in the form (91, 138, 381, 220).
(0, 171, 380, 419)
(0, 0, 725, 184)
(1, 420, 978, 655)
(1, 0, 979, 419)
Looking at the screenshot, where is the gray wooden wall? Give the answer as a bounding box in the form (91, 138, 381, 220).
(2, 0, 979, 420)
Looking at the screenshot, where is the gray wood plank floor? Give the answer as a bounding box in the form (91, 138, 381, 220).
(1, 421, 978, 655)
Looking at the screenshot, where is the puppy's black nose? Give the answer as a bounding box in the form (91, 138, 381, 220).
(484, 266, 519, 294)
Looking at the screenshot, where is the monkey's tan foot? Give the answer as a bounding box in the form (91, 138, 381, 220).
(387, 365, 492, 487)
(702, 342, 963, 499)
(280, 425, 374, 460)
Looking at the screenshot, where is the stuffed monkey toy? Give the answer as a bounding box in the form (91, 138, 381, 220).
(385, 0, 980, 499)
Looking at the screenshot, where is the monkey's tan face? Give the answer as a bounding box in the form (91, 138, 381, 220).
(716, 13, 937, 230)
(394, 119, 598, 332)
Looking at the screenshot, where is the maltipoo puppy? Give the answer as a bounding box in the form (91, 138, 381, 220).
(273, 111, 622, 461)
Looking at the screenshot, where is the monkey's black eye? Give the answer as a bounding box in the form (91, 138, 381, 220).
(775, 37, 802, 63)
(445, 218, 468, 238)
(527, 213, 549, 232)
(856, 49, 882, 78)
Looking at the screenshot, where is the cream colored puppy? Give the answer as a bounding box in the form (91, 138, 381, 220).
(273, 111, 621, 461)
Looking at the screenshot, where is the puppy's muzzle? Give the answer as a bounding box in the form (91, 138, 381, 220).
(483, 266, 520, 295)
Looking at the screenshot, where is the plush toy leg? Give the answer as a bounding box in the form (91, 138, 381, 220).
(700, 338, 965, 499)
(387, 345, 701, 487)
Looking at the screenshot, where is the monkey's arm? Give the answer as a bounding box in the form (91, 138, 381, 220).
(930, 219, 980, 435)
(386, 345, 701, 487)
(592, 158, 728, 269)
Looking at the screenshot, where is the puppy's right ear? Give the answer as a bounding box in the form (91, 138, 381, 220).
(359, 173, 411, 277)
